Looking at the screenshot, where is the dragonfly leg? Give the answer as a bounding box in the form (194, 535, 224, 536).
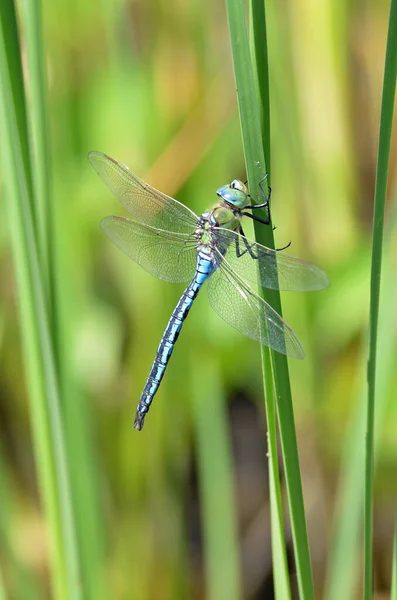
(275, 240, 291, 252)
(258, 175, 271, 204)
(236, 225, 290, 256)
(235, 229, 260, 259)
(241, 211, 271, 227)
(239, 174, 278, 227)
(244, 175, 272, 223)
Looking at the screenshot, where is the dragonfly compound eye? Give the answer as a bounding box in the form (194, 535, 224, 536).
(231, 179, 248, 195)
(231, 179, 241, 190)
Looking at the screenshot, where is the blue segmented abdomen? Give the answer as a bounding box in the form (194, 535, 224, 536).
(134, 250, 216, 430)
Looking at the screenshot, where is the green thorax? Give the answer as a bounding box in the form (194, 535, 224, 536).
(207, 203, 240, 229)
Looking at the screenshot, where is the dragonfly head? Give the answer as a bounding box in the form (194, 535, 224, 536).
(216, 180, 249, 209)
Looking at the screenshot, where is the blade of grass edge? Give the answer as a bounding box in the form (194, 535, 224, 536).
(19, 0, 52, 302)
(0, 0, 34, 214)
(191, 353, 241, 600)
(324, 178, 397, 600)
(263, 351, 292, 600)
(365, 1, 397, 598)
(249, 2, 291, 598)
(20, 1, 108, 597)
(224, 1, 314, 598)
(0, 10, 81, 600)
(249, 0, 271, 172)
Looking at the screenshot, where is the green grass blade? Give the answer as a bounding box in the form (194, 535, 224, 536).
(0, 0, 34, 211)
(54, 231, 108, 600)
(323, 390, 365, 600)
(191, 353, 241, 600)
(20, 0, 52, 302)
(224, 0, 268, 198)
(364, 1, 397, 597)
(249, 0, 271, 172)
(224, 1, 314, 598)
(263, 351, 292, 600)
(0, 5, 82, 599)
(20, 1, 107, 596)
(249, 2, 291, 598)
(324, 182, 397, 599)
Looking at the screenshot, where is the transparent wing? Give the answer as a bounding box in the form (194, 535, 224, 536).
(89, 151, 199, 234)
(101, 216, 197, 283)
(207, 252, 304, 359)
(211, 228, 329, 292)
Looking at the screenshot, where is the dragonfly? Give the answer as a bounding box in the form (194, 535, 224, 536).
(89, 151, 329, 430)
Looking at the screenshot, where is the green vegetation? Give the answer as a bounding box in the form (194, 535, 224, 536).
(0, 0, 396, 598)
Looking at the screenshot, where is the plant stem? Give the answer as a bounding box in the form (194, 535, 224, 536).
(364, 1, 397, 598)
(225, 1, 314, 597)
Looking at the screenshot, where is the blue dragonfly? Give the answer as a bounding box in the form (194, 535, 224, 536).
(89, 152, 329, 430)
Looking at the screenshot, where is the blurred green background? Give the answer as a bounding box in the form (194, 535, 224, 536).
(1, 0, 397, 598)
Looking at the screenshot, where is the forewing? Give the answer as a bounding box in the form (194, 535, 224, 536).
(207, 253, 304, 359)
(89, 151, 199, 234)
(212, 228, 329, 292)
(101, 216, 197, 283)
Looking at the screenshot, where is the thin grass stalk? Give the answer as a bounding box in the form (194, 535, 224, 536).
(191, 353, 241, 600)
(324, 392, 365, 600)
(249, 2, 291, 597)
(364, 1, 397, 597)
(263, 352, 292, 600)
(224, 1, 314, 598)
(20, 0, 52, 303)
(249, 0, 271, 171)
(54, 267, 108, 600)
(0, 5, 81, 599)
(0, 69, 77, 599)
(20, 0, 106, 596)
(0, 0, 34, 211)
(324, 184, 397, 600)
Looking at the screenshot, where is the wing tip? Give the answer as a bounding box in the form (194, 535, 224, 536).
(282, 342, 305, 360)
(292, 334, 305, 360)
(276, 330, 305, 360)
(88, 150, 106, 175)
(88, 150, 120, 168)
(88, 150, 102, 162)
(100, 214, 129, 229)
(100, 215, 110, 230)
(310, 265, 330, 291)
(321, 272, 330, 289)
